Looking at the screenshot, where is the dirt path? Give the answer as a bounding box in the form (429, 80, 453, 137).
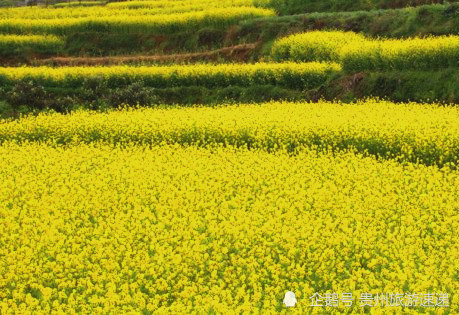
(30, 43, 259, 66)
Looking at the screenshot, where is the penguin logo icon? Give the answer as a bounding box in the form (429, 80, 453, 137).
(283, 291, 297, 307)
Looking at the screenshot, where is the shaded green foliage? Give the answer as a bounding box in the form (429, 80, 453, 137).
(255, 0, 452, 15)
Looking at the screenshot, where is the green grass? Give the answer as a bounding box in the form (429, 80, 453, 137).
(255, 0, 452, 15)
(0, 0, 18, 7)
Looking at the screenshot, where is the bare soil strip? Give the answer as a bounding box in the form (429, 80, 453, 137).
(30, 43, 259, 66)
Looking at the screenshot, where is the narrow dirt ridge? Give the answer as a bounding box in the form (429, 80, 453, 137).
(30, 43, 259, 66)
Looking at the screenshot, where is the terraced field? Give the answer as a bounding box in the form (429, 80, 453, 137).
(0, 0, 458, 313)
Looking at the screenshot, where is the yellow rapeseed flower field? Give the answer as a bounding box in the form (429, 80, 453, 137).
(0, 142, 457, 313)
(0, 0, 456, 312)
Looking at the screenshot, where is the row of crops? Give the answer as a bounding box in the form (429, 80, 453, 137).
(0, 0, 260, 18)
(1, 100, 458, 167)
(0, 34, 64, 56)
(0, 62, 340, 88)
(0, 0, 272, 36)
(271, 31, 459, 71)
(0, 7, 274, 35)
